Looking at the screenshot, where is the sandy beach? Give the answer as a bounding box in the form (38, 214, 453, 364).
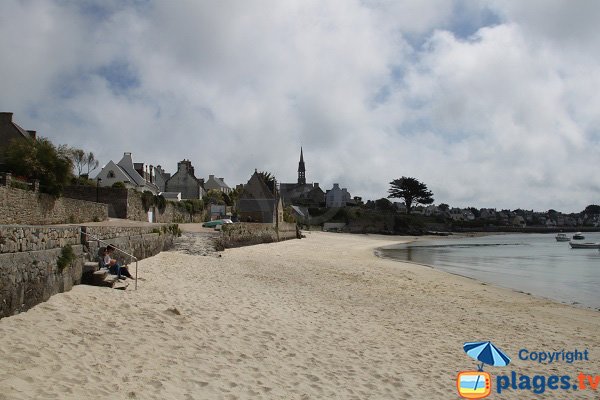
(0, 230, 598, 399)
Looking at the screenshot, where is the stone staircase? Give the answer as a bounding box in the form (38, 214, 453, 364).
(82, 261, 129, 290)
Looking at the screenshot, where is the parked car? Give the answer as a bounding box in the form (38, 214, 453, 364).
(202, 219, 233, 228)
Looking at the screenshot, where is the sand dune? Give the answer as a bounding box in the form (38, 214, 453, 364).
(0, 231, 598, 399)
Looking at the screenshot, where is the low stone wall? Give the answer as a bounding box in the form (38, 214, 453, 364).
(217, 222, 299, 249)
(63, 186, 128, 218)
(64, 186, 204, 223)
(0, 223, 180, 318)
(0, 225, 80, 254)
(277, 222, 299, 241)
(155, 202, 205, 224)
(0, 185, 108, 225)
(0, 245, 84, 318)
(81, 225, 179, 263)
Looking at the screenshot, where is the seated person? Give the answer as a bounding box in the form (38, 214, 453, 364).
(101, 245, 134, 280)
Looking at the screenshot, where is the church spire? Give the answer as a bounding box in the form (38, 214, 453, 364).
(297, 147, 306, 185)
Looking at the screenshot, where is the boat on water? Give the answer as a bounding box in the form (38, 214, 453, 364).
(555, 233, 570, 242)
(569, 242, 600, 249)
(572, 232, 585, 240)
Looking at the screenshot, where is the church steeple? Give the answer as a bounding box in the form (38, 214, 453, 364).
(297, 147, 306, 185)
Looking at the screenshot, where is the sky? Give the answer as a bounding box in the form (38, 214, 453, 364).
(1, 0, 598, 213)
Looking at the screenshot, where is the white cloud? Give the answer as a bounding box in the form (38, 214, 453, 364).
(1, 0, 598, 212)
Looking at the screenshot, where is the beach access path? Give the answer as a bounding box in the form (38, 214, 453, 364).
(0, 229, 598, 399)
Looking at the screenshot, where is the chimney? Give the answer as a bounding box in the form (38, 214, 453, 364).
(27, 130, 36, 139)
(0, 112, 13, 123)
(209, 174, 215, 180)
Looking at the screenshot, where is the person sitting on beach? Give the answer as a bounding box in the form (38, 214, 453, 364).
(101, 245, 134, 280)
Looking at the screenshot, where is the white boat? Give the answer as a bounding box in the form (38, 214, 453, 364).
(555, 233, 570, 242)
(569, 242, 600, 249)
(572, 232, 585, 240)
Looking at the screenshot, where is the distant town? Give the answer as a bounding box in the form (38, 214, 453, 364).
(1, 111, 599, 233)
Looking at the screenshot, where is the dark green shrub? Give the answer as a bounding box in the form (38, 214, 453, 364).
(57, 245, 76, 271)
(141, 191, 155, 212)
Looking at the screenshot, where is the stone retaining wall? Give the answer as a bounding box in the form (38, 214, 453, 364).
(0, 223, 180, 318)
(0, 245, 84, 318)
(63, 186, 204, 223)
(81, 225, 178, 264)
(0, 225, 80, 254)
(0, 185, 108, 225)
(217, 222, 299, 249)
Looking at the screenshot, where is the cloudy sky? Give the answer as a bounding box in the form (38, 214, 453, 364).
(1, 0, 598, 212)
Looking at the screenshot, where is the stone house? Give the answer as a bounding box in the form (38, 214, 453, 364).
(0, 112, 36, 168)
(204, 175, 231, 194)
(95, 152, 160, 194)
(325, 183, 351, 208)
(153, 165, 171, 192)
(165, 159, 205, 200)
(238, 170, 279, 223)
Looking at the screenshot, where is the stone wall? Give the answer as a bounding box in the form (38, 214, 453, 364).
(217, 222, 299, 249)
(155, 202, 206, 224)
(0, 185, 108, 225)
(0, 225, 80, 254)
(0, 223, 180, 318)
(0, 245, 84, 318)
(81, 225, 178, 263)
(63, 186, 128, 218)
(63, 186, 204, 223)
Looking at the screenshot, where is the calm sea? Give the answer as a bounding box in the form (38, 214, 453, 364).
(378, 233, 600, 309)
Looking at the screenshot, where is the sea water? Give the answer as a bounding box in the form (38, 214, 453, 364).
(378, 233, 600, 309)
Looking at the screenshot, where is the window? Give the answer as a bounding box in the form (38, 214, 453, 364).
(108, 170, 115, 178)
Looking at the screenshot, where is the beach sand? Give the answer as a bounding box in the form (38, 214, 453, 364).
(0, 230, 598, 399)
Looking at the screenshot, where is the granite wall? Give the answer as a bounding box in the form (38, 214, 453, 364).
(0, 185, 108, 225)
(0, 223, 180, 318)
(63, 186, 204, 223)
(217, 222, 299, 249)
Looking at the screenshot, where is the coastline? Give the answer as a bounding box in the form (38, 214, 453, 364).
(0, 230, 598, 399)
(374, 233, 600, 312)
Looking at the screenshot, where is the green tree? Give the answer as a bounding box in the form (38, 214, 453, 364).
(3, 137, 73, 196)
(375, 197, 395, 211)
(257, 171, 277, 194)
(583, 204, 600, 215)
(204, 189, 225, 205)
(387, 177, 434, 214)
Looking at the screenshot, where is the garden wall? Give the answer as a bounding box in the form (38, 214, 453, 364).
(0, 185, 108, 225)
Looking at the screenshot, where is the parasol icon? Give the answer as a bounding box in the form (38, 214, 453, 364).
(463, 341, 511, 370)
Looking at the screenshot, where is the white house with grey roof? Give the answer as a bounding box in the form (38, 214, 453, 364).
(95, 152, 160, 194)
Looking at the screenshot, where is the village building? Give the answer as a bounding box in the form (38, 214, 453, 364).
(153, 165, 171, 193)
(165, 159, 205, 200)
(325, 183, 352, 208)
(0, 112, 36, 168)
(204, 175, 232, 194)
(237, 170, 280, 223)
(95, 152, 160, 194)
(279, 148, 325, 207)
